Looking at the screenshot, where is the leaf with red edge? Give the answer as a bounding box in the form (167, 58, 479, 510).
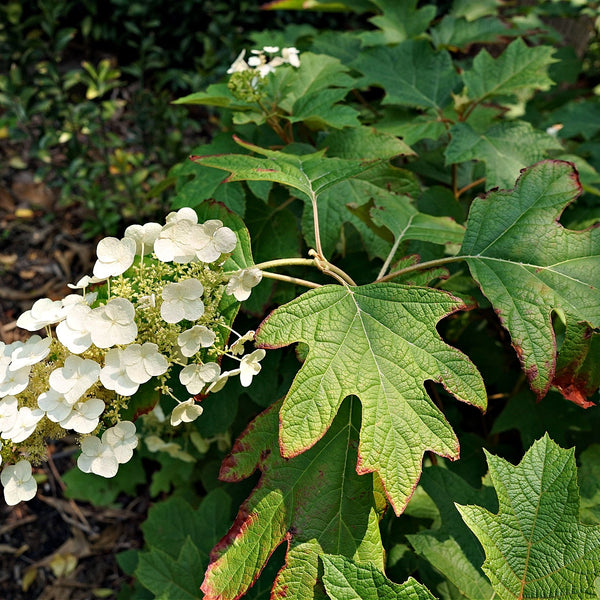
(255, 283, 486, 516)
(201, 397, 385, 600)
(461, 160, 600, 400)
(552, 316, 600, 408)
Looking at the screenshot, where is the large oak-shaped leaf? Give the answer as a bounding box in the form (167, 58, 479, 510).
(201, 398, 385, 600)
(461, 160, 600, 398)
(457, 435, 600, 599)
(256, 283, 487, 515)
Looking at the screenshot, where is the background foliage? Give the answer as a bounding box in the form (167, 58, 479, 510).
(2, 0, 600, 599)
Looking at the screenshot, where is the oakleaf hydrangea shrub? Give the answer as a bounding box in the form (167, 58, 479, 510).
(0, 207, 264, 505)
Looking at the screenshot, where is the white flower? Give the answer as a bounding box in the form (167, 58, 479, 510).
(179, 362, 220, 394)
(59, 397, 104, 433)
(144, 435, 195, 462)
(93, 236, 136, 278)
(100, 349, 140, 396)
(240, 349, 266, 387)
(102, 421, 138, 463)
(9, 335, 51, 371)
(229, 330, 256, 356)
(170, 399, 203, 426)
(67, 274, 105, 290)
(207, 369, 240, 393)
(16, 298, 65, 331)
(195, 220, 237, 263)
(227, 49, 250, 74)
(124, 222, 162, 255)
(177, 326, 216, 357)
(282, 47, 300, 67)
(165, 207, 198, 224)
(226, 268, 262, 301)
(0, 396, 19, 433)
(38, 389, 75, 422)
(248, 54, 263, 67)
(1, 406, 44, 443)
(160, 279, 205, 324)
(1, 460, 37, 505)
(122, 343, 168, 384)
(0, 365, 31, 398)
(48, 355, 101, 403)
(89, 298, 138, 348)
(56, 303, 93, 354)
(154, 219, 200, 263)
(263, 45, 279, 53)
(77, 436, 119, 478)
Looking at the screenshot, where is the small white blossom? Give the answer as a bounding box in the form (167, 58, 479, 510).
(124, 222, 162, 255)
(227, 49, 250, 74)
(160, 279, 205, 324)
(154, 220, 201, 263)
(0, 396, 19, 433)
(16, 298, 65, 331)
(179, 362, 220, 395)
(56, 303, 93, 354)
(1, 460, 37, 505)
(177, 326, 216, 357)
(263, 45, 279, 53)
(1, 406, 44, 443)
(48, 355, 101, 403)
(0, 365, 31, 398)
(59, 397, 104, 433)
(93, 236, 136, 279)
(89, 298, 138, 348)
(226, 268, 262, 301)
(229, 330, 256, 356)
(9, 335, 51, 371)
(145, 435, 195, 462)
(122, 343, 168, 384)
(207, 369, 240, 393)
(77, 436, 119, 478)
(170, 398, 204, 426)
(102, 421, 138, 463)
(282, 47, 300, 67)
(240, 349, 266, 387)
(67, 274, 105, 290)
(38, 389, 75, 422)
(195, 220, 237, 263)
(165, 207, 198, 224)
(100, 348, 140, 396)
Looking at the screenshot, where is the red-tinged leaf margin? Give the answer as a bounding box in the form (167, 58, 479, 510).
(463, 159, 600, 401)
(201, 401, 285, 600)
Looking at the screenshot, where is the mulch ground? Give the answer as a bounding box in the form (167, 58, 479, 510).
(1, 178, 146, 599)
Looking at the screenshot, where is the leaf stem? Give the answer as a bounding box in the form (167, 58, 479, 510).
(261, 271, 321, 289)
(376, 255, 465, 283)
(310, 190, 324, 259)
(377, 235, 403, 280)
(252, 258, 315, 270)
(457, 177, 486, 198)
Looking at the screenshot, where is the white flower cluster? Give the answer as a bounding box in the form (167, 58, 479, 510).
(227, 46, 300, 78)
(0, 207, 265, 505)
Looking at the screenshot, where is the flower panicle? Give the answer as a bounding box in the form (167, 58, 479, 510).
(0, 207, 266, 505)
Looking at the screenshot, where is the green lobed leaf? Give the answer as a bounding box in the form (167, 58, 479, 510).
(407, 468, 496, 600)
(255, 283, 486, 515)
(457, 435, 600, 599)
(362, 0, 436, 46)
(191, 136, 386, 202)
(460, 160, 600, 398)
(462, 38, 556, 104)
(201, 398, 385, 600)
(445, 121, 562, 190)
(321, 555, 437, 600)
(430, 15, 511, 51)
(135, 490, 232, 599)
(353, 40, 461, 111)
